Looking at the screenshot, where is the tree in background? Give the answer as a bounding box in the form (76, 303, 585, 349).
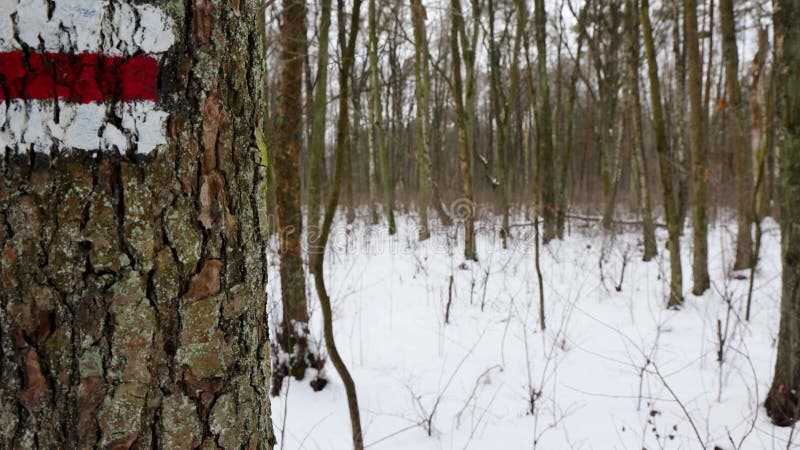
(720, 0, 754, 270)
(272, 0, 320, 391)
(311, 0, 366, 445)
(449, 0, 479, 260)
(370, 0, 397, 235)
(641, 0, 684, 307)
(625, 0, 657, 261)
(534, 0, 557, 243)
(685, 0, 710, 295)
(308, 0, 334, 263)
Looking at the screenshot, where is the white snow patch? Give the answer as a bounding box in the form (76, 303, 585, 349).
(269, 212, 789, 449)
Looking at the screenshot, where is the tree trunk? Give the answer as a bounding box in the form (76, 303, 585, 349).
(626, 0, 657, 261)
(308, 0, 334, 251)
(642, 0, 684, 307)
(273, 0, 317, 389)
(369, 0, 397, 235)
(450, 0, 477, 261)
(534, 0, 557, 243)
(411, 0, 433, 240)
(672, 1, 691, 231)
(487, 0, 515, 249)
(685, 0, 710, 295)
(412, 0, 453, 229)
(719, 0, 753, 270)
(766, 0, 800, 426)
(748, 30, 770, 222)
(0, 0, 275, 447)
(311, 0, 365, 445)
(557, 3, 587, 239)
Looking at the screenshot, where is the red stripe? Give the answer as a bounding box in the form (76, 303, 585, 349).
(0, 51, 159, 103)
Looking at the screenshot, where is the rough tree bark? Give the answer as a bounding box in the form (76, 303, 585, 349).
(765, 0, 800, 427)
(641, 0, 684, 307)
(0, 0, 275, 447)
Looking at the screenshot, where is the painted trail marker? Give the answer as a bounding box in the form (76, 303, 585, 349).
(0, 0, 176, 154)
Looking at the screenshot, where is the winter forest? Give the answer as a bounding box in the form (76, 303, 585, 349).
(0, 0, 799, 448)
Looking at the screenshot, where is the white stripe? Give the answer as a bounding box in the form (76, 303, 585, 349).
(0, 100, 168, 154)
(1, 0, 175, 55)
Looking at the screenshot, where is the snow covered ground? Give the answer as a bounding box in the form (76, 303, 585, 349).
(268, 210, 792, 449)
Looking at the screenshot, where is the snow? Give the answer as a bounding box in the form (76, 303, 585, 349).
(269, 211, 793, 449)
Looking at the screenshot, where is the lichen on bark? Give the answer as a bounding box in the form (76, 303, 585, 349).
(0, 0, 275, 448)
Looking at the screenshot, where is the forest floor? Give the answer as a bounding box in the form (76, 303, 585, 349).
(268, 209, 792, 449)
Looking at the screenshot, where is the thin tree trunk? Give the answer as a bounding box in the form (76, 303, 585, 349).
(626, 0, 657, 261)
(450, 0, 478, 260)
(744, 33, 771, 322)
(411, 0, 453, 229)
(719, 0, 753, 270)
(0, 1, 275, 447)
(345, 73, 357, 225)
(369, 0, 397, 235)
(685, 0, 710, 295)
(411, 0, 432, 239)
(748, 30, 770, 221)
(488, 0, 515, 249)
(557, 3, 587, 239)
(641, 0, 684, 307)
(534, 0, 557, 243)
(672, 1, 691, 231)
(765, 0, 800, 427)
(310, 0, 365, 446)
(308, 0, 333, 266)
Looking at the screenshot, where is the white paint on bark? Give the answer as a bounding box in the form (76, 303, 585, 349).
(1, 100, 169, 154)
(2, 0, 175, 55)
(0, 0, 175, 154)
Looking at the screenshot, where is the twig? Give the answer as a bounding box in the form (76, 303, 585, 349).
(454, 365, 503, 427)
(445, 275, 454, 324)
(652, 364, 706, 449)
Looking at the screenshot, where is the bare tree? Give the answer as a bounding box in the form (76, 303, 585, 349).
(641, 0, 684, 307)
(685, 0, 710, 295)
(720, 0, 754, 270)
